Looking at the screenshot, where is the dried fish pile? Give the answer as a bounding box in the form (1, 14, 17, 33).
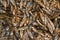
(0, 0, 60, 40)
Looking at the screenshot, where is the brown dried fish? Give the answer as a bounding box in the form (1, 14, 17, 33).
(0, 0, 60, 40)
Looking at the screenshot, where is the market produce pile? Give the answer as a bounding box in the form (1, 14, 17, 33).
(0, 0, 60, 40)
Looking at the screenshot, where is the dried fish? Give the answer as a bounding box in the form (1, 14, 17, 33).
(27, 29, 33, 39)
(0, 9, 5, 13)
(22, 31, 29, 40)
(47, 16, 55, 34)
(42, 8, 51, 15)
(10, 0, 15, 6)
(35, 0, 45, 8)
(20, 15, 26, 27)
(0, 0, 60, 40)
(18, 26, 28, 30)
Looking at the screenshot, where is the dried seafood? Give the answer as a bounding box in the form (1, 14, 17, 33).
(0, 0, 60, 40)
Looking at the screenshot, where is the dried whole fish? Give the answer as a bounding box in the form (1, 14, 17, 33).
(0, 0, 60, 40)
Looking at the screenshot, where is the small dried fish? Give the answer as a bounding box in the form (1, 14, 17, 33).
(0, 0, 60, 40)
(27, 30, 33, 39)
(18, 26, 28, 30)
(19, 14, 26, 27)
(22, 31, 29, 40)
(42, 8, 51, 15)
(35, 0, 45, 8)
(10, 0, 15, 6)
(0, 9, 5, 13)
(36, 20, 47, 30)
(47, 16, 55, 34)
